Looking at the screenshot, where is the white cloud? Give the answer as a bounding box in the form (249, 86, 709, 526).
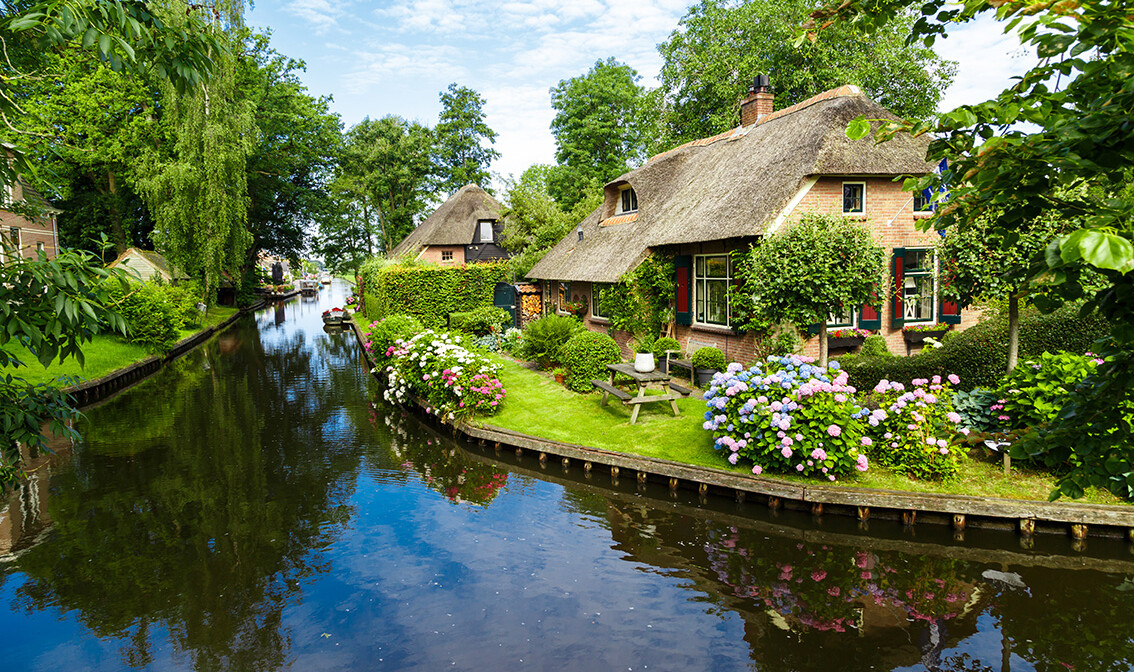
(284, 0, 347, 32)
(933, 13, 1033, 111)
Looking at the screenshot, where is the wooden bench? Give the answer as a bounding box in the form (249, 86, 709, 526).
(668, 382, 691, 396)
(592, 379, 632, 404)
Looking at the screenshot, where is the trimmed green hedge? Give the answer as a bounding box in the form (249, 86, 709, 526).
(450, 306, 511, 335)
(560, 330, 622, 392)
(359, 258, 508, 328)
(105, 281, 188, 352)
(837, 303, 1110, 390)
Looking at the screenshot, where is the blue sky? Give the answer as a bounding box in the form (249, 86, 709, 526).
(247, 1, 1031, 190)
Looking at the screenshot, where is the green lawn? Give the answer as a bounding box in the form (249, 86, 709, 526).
(482, 355, 1127, 506)
(6, 306, 239, 387)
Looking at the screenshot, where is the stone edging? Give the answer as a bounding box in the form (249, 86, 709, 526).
(349, 319, 1134, 543)
(65, 298, 268, 408)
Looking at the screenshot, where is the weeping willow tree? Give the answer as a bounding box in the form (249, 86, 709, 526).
(136, 1, 254, 301)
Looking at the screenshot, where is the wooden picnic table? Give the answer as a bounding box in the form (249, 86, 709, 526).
(592, 362, 690, 424)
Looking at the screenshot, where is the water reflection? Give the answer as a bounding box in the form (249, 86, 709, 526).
(0, 284, 1130, 671)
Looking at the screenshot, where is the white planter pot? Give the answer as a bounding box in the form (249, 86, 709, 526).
(634, 352, 655, 373)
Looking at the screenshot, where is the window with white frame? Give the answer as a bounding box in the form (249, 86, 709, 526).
(441, 250, 453, 262)
(902, 248, 936, 322)
(478, 220, 494, 243)
(591, 282, 612, 320)
(842, 182, 865, 214)
(826, 306, 856, 328)
(616, 186, 638, 215)
(557, 282, 571, 312)
(694, 254, 731, 327)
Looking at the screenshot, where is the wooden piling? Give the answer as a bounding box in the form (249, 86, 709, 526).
(902, 510, 917, 526)
(857, 506, 870, 521)
(811, 503, 823, 517)
(669, 477, 679, 491)
(768, 496, 781, 511)
(583, 461, 592, 473)
(1071, 524, 1088, 540)
(637, 471, 648, 484)
(611, 466, 620, 478)
(952, 514, 966, 531)
(1019, 518, 1035, 537)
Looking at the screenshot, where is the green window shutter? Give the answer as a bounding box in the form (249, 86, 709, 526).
(806, 322, 823, 336)
(891, 248, 906, 328)
(674, 255, 692, 326)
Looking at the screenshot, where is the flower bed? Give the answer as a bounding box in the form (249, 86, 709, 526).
(377, 329, 507, 421)
(867, 376, 966, 479)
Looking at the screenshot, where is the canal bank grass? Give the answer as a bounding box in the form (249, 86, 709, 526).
(3, 306, 239, 387)
(483, 356, 1128, 506)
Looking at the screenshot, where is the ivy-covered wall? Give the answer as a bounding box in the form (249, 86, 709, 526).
(360, 258, 509, 327)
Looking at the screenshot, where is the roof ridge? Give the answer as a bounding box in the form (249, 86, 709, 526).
(646, 84, 864, 164)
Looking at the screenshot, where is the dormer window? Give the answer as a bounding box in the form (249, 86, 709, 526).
(477, 220, 494, 244)
(617, 186, 638, 215)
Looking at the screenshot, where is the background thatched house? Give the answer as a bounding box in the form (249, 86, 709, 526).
(108, 248, 189, 284)
(528, 83, 979, 361)
(390, 184, 508, 265)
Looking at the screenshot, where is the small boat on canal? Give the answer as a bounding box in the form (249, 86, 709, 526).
(300, 279, 320, 295)
(322, 308, 345, 325)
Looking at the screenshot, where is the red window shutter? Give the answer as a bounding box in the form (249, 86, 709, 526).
(891, 248, 906, 328)
(860, 299, 881, 331)
(674, 255, 692, 326)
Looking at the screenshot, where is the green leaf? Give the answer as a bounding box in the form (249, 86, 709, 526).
(846, 116, 871, 141)
(1066, 229, 1134, 273)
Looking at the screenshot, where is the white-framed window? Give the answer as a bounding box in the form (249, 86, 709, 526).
(826, 307, 856, 328)
(557, 281, 572, 313)
(902, 248, 936, 323)
(36, 241, 44, 254)
(591, 282, 612, 320)
(694, 254, 731, 327)
(478, 220, 494, 244)
(617, 186, 638, 215)
(842, 182, 865, 214)
(441, 250, 453, 262)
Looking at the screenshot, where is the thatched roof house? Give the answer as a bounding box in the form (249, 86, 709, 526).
(108, 248, 189, 284)
(390, 184, 508, 265)
(528, 83, 976, 361)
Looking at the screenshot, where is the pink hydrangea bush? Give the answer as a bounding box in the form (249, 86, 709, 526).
(865, 375, 965, 480)
(702, 356, 871, 480)
(382, 330, 506, 421)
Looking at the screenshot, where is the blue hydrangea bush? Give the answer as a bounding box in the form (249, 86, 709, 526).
(703, 356, 872, 481)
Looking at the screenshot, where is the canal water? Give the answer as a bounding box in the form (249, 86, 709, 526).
(1, 282, 1132, 671)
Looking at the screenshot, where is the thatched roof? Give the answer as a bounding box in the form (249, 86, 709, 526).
(527, 86, 934, 283)
(108, 248, 189, 283)
(390, 184, 502, 257)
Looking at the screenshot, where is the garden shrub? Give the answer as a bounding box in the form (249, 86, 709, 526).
(500, 327, 523, 355)
(450, 306, 511, 335)
(520, 314, 584, 368)
(866, 376, 966, 480)
(651, 337, 682, 361)
(358, 257, 508, 327)
(106, 281, 181, 352)
(996, 351, 1100, 430)
(380, 329, 506, 420)
(473, 334, 499, 352)
(951, 388, 1001, 432)
(859, 335, 893, 359)
(691, 346, 726, 371)
(364, 314, 424, 366)
(838, 303, 1110, 391)
(702, 356, 871, 480)
(166, 281, 204, 329)
(559, 331, 622, 393)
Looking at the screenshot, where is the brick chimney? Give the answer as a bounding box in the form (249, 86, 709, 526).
(740, 74, 773, 126)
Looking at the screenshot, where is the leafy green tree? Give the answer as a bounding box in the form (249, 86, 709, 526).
(330, 116, 436, 254)
(937, 211, 1069, 372)
(813, 0, 1134, 499)
(732, 214, 886, 366)
(239, 33, 342, 265)
(652, 0, 956, 151)
(434, 83, 499, 195)
(549, 58, 648, 209)
(500, 164, 600, 277)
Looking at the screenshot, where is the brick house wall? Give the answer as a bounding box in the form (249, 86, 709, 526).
(417, 245, 465, 265)
(541, 175, 981, 366)
(1, 181, 59, 260)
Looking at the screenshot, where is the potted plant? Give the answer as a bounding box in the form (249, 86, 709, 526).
(828, 327, 871, 350)
(691, 346, 726, 387)
(903, 322, 950, 344)
(552, 367, 566, 385)
(652, 337, 682, 373)
(631, 335, 657, 372)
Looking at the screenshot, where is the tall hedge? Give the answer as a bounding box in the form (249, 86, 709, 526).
(359, 258, 509, 328)
(838, 303, 1110, 390)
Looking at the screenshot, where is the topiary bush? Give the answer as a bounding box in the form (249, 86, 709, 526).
(652, 337, 682, 361)
(691, 346, 726, 371)
(559, 331, 622, 392)
(450, 306, 511, 335)
(859, 335, 893, 359)
(520, 314, 584, 368)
